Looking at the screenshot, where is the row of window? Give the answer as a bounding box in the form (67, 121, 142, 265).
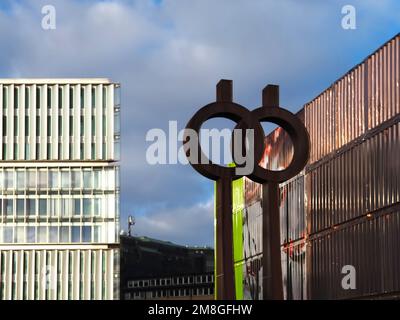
(2, 85, 114, 110)
(0, 249, 114, 299)
(128, 274, 214, 289)
(1, 114, 114, 137)
(0, 167, 117, 191)
(0, 197, 114, 218)
(0, 224, 101, 244)
(1, 140, 120, 161)
(125, 287, 214, 300)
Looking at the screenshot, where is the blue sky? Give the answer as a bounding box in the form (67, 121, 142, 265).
(0, 0, 399, 246)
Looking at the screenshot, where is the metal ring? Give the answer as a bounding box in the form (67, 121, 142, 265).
(184, 101, 265, 181)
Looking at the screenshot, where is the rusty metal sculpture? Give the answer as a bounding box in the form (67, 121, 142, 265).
(184, 79, 310, 300)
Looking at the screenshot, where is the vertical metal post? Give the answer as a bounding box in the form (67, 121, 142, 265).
(215, 80, 236, 300)
(262, 85, 284, 300)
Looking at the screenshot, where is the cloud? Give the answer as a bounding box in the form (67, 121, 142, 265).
(132, 198, 214, 247)
(0, 0, 399, 246)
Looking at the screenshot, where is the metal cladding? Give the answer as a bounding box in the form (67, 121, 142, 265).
(241, 33, 400, 300)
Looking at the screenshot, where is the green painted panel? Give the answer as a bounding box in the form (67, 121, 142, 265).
(214, 163, 245, 300)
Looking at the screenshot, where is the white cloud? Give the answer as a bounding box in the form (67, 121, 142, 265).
(132, 199, 214, 246)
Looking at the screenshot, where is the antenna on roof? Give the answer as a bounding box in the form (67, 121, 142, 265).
(128, 215, 135, 237)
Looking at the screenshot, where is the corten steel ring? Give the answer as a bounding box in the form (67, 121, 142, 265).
(233, 106, 310, 183)
(184, 101, 265, 181)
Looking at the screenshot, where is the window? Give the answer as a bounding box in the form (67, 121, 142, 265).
(49, 226, 58, 243)
(47, 143, 51, 159)
(16, 199, 24, 216)
(93, 226, 100, 243)
(47, 115, 51, 136)
(4, 170, 14, 189)
(58, 142, 62, 159)
(91, 88, 97, 110)
(36, 87, 41, 108)
(69, 87, 73, 108)
(49, 198, 58, 217)
(80, 116, 84, 136)
(93, 169, 101, 189)
(25, 142, 30, 160)
(61, 171, 70, 189)
(39, 199, 47, 216)
(74, 199, 81, 216)
(25, 116, 29, 136)
(93, 198, 100, 216)
(14, 87, 19, 109)
(61, 198, 71, 217)
(2, 116, 6, 136)
(81, 87, 84, 108)
(27, 199, 36, 216)
(103, 87, 107, 108)
(49, 170, 59, 188)
(58, 87, 62, 108)
(80, 143, 84, 160)
(3, 87, 8, 109)
(4, 199, 13, 216)
(69, 115, 73, 135)
(38, 170, 47, 189)
(27, 227, 35, 243)
(91, 143, 95, 160)
(60, 226, 69, 242)
(27, 170, 36, 189)
(16, 170, 25, 190)
(15, 226, 24, 243)
(14, 115, 18, 136)
(13, 143, 18, 159)
(4, 227, 13, 243)
(36, 115, 40, 136)
(92, 116, 96, 137)
(47, 87, 52, 108)
(38, 226, 47, 243)
(72, 226, 80, 243)
(58, 115, 62, 136)
(36, 142, 40, 160)
(71, 170, 81, 189)
(83, 170, 92, 189)
(25, 87, 30, 108)
(83, 199, 92, 216)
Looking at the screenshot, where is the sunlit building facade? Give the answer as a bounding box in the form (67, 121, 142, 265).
(227, 33, 400, 300)
(0, 79, 120, 300)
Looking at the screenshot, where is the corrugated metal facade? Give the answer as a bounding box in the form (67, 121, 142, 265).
(240, 33, 400, 299)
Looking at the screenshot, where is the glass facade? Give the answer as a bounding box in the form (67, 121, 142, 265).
(0, 79, 120, 300)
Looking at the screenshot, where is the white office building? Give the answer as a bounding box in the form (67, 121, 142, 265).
(0, 79, 120, 300)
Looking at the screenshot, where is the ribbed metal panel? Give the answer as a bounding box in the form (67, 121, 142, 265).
(243, 201, 263, 259)
(310, 121, 400, 234)
(309, 209, 400, 300)
(241, 255, 263, 300)
(281, 240, 306, 300)
(280, 175, 305, 243)
(368, 36, 400, 129)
